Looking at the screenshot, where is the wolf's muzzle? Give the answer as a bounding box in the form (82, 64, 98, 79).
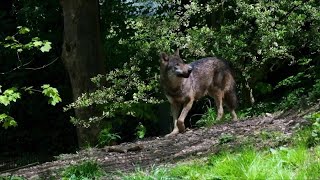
(187, 65, 193, 73)
(175, 65, 193, 78)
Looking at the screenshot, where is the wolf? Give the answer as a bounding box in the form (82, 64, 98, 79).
(160, 49, 238, 136)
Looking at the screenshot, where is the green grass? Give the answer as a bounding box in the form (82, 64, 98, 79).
(0, 176, 26, 180)
(195, 102, 278, 128)
(122, 145, 320, 180)
(121, 112, 320, 180)
(196, 107, 235, 127)
(61, 160, 105, 180)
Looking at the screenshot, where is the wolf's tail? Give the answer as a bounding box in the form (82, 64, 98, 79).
(224, 85, 238, 110)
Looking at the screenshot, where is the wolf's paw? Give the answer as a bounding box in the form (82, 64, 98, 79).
(177, 121, 186, 133)
(165, 129, 179, 137)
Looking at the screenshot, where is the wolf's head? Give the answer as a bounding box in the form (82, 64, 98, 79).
(160, 49, 193, 78)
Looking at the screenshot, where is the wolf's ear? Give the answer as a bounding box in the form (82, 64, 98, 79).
(160, 52, 168, 62)
(174, 48, 180, 57)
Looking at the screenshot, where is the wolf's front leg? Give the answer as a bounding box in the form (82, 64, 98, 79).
(165, 103, 181, 137)
(177, 99, 194, 133)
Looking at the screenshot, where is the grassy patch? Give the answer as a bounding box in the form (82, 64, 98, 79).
(0, 176, 26, 180)
(195, 108, 220, 127)
(196, 107, 236, 127)
(123, 124, 320, 180)
(123, 145, 320, 180)
(121, 112, 320, 180)
(196, 102, 278, 128)
(61, 160, 105, 180)
(218, 133, 235, 145)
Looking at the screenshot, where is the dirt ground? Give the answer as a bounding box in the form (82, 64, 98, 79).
(2, 105, 319, 179)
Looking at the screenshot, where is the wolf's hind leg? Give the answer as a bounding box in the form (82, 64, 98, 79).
(210, 90, 224, 121)
(224, 90, 238, 120)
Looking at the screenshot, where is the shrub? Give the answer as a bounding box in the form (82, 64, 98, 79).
(98, 128, 121, 147)
(61, 160, 105, 180)
(64, 62, 162, 128)
(304, 112, 320, 147)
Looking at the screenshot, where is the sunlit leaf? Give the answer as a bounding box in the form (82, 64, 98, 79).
(18, 27, 30, 34)
(40, 42, 52, 52)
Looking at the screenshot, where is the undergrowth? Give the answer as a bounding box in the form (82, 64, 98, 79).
(61, 160, 105, 180)
(121, 112, 320, 180)
(0, 176, 26, 180)
(122, 145, 320, 180)
(196, 79, 320, 128)
(195, 102, 277, 128)
(121, 144, 320, 180)
(4, 113, 320, 180)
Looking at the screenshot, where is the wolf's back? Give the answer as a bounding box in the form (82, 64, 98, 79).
(189, 57, 237, 106)
(190, 57, 233, 82)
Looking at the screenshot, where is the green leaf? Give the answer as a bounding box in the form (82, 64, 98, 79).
(0, 96, 10, 106)
(4, 43, 10, 48)
(0, 88, 20, 106)
(33, 41, 43, 47)
(9, 119, 17, 126)
(0, 114, 17, 129)
(3, 88, 21, 102)
(18, 27, 30, 34)
(32, 37, 41, 41)
(41, 84, 50, 89)
(41, 84, 62, 106)
(0, 113, 8, 121)
(5, 36, 14, 41)
(40, 42, 52, 52)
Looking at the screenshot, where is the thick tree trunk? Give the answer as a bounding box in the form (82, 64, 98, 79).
(0, 0, 15, 35)
(61, 0, 105, 147)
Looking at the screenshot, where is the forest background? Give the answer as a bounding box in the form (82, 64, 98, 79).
(0, 0, 319, 171)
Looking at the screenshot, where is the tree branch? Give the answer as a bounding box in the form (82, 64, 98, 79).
(24, 57, 59, 70)
(0, 57, 59, 75)
(0, 60, 33, 75)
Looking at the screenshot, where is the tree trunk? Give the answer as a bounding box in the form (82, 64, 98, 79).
(60, 0, 106, 147)
(0, 0, 16, 35)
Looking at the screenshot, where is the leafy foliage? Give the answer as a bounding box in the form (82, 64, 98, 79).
(64, 0, 320, 138)
(61, 160, 105, 180)
(65, 62, 162, 128)
(0, 176, 26, 180)
(0, 87, 21, 106)
(0, 87, 20, 128)
(41, 84, 62, 106)
(135, 122, 146, 139)
(0, 84, 61, 129)
(304, 112, 320, 147)
(278, 88, 306, 110)
(1, 26, 52, 53)
(195, 107, 219, 127)
(0, 0, 75, 172)
(0, 113, 17, 129)
(309, 80, 320, 102)
(1, 0, 320, 168)
(0, 26, 60, 129)
(103, 0, 320, 102)
(98, 128, 121, 147)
